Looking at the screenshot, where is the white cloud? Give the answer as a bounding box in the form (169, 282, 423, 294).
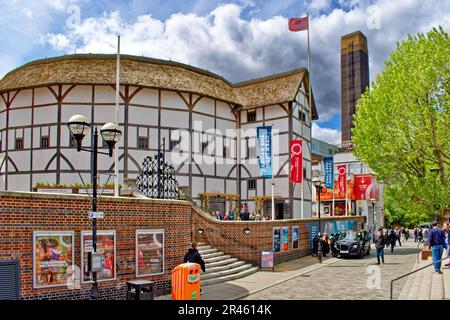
(309, 0, 333, 10)
(312, 123, 341, 146)
(40, 0, 450, 131)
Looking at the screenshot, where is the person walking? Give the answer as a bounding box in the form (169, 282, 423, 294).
(389, 228, 397, 253)
(428, 221, 447, 274)
(405, 228, 410, 242)
(375, 228, 385, 265)
(418, 228, 423, 243)
(395, 228, 402, 247)
(413, 228, 417, 242)
(183, 241, 206, 294)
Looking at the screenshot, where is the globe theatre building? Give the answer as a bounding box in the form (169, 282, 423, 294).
(0, 54, 318, 219)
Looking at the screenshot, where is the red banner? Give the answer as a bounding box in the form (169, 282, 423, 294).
(337, 165, 347, 193)
(290, 140, 302, 183)
(353, 174, 375, 200)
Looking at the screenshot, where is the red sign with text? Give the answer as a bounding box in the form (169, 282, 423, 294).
(337, 165, 346, 194)
(353, 174, 376, 200)
(290, 140, 303, 183)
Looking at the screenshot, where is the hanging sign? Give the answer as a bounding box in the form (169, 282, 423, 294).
(257, 126, 273, 178)
(290, 140, 303, 183)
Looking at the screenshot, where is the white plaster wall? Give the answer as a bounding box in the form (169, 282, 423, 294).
(63, 85, 92, 103)
(34, 106, 58, 125)
(94, 105, 124, 124)
(129, 106, 158, 126)
(265, 104, 287, 119)
(161, 91, 187, 109)
(130, 88, 158, 106)
(194, 97, 214, 115)
(162, 109, 189, 129)
(9, 108, 31, 127)
(34, 87, 58, 105)
(10, 90, 32, 107)
(62, 105, 92, 125)
(7, 174, 29, 191)
(206, 178, 224, 193)
(216, 101, 233, 120)
(94, 85, 123, 104)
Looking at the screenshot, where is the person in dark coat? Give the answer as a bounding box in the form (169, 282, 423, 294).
(389, 229, 397, 253)
(312, 235, 319, 256)
(322, 234, 330, 257)
(183, 241, 206, 272)
(375, 228, 385, 264)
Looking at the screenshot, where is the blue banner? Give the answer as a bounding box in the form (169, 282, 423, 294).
(257, 126, 272, 178)
(323, 157, 334, 189)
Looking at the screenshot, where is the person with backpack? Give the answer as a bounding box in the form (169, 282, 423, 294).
(429, 222, 447, 274)
(389, 228, 397, 253)
(183, 241, 206, 272)
(376, 227, 386, 264)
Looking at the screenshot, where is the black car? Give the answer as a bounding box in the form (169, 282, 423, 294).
(336, 230, 371, 258)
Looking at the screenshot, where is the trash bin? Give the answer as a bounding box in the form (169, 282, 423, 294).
(171, 263, 201, 300)
(126, 280, 155, 300)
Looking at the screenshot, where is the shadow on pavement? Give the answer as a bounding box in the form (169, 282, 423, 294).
(201, 283, 250, 300)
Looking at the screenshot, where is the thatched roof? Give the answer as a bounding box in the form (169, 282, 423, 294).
(0, 54, 318, 119)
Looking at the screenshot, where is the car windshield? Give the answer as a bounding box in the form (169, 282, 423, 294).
(339, 231, 362, 241)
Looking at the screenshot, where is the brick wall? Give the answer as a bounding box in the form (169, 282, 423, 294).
(192, 206, 365, 265)
(0, 191, 192, 300)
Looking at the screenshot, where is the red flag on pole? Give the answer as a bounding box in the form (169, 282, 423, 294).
(288, 16, 308, 32)
(290, 140, 303, 183)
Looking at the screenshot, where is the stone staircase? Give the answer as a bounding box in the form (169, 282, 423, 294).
(197, 242, 259, 286)
(398, 256, 450, 300)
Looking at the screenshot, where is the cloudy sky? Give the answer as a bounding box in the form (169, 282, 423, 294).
(1, 0, 449, 146)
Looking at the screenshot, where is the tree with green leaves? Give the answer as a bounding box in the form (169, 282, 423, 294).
(353, 26, 450, 225)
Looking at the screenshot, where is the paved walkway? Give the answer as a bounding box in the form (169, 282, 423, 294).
(157, 240, 420, 300)
(243, 240, 419, 300)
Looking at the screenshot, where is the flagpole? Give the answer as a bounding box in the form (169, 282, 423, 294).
(306, 12, 313, 219)
(114, 35, 120, 197)
(301, 181, 304, 219)
(272, 180, 275, 220)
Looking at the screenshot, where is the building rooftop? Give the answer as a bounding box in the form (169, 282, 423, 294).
(0, 54, 318, 119)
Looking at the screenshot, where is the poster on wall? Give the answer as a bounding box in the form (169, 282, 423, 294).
(261, 251, 274, 271)
(273, 227, 281, 253)
(309, 222, 319, 249)
(292, 226, 299, 249)
(281, 226, 289, 251)
(136, 229, 164, 276)
(33, 231, 74, 288)
(81, 230, 116, 282)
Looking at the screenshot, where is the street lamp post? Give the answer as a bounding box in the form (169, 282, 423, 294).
(371, 198, 376, 243)
(313, 178, 326, 263)
(68, 115, 122, 300)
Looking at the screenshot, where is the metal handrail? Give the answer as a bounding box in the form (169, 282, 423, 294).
(390, 250, 448, 300)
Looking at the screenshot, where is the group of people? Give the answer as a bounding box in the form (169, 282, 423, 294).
(374, 227, 406, 264)
(413, 227, 429, 243)
(311, 233, 336, 257)
(209, 203, 271, 221)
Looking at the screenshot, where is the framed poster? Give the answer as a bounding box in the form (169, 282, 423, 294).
(281, 226, 289, 251)
(33, 231, 74, 288)
(292, 226, 299, 250)
(136, 229, 164, 277)
(309, 221, 319, 249)
(260, 251, 274, 271)
(273, 227, 281, 253)
(81, 230, 116, 283)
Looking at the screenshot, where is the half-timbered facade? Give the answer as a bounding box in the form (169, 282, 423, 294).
(0, 54, 317, 218)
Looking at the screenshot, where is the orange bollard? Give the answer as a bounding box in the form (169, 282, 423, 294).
(171, 263, 201, 300)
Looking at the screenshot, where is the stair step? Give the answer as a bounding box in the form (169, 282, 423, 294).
(205, 258, 239, 268)
(407, 264, 425, 300)
(197, 245, 211, 251)
(431, 271, 444, 300)
(202, 264, 254, 280)
(398, 272, 415, 300)
(202, 251, 225, 259)
(198, 248, 217, 255)
(202, 267, 259, 286)
(417, 267, 433, 300)
(204, 255, 231, 263)
(443, 268, 450, 299)
(204, 261, 246, 274)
